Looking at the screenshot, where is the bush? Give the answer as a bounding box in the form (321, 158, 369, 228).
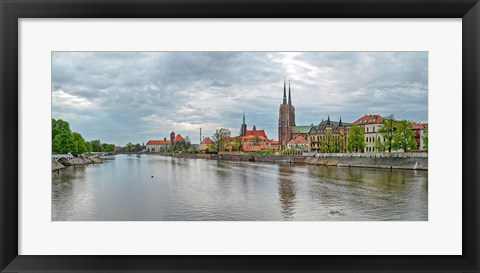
(249, 149, 275, 156)
(206, 148, 218, 154)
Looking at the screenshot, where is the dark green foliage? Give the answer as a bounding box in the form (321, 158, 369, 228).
(52, 119, 115, 155)
(72, 132, 87, 155)
(347, 125, 366, 153)
(422, 129, 428, 151)
(52, 131, 75, 154)
(378, 115, 396, 153)
(212, 128, 231, 152)
(392, 120, 417, 152)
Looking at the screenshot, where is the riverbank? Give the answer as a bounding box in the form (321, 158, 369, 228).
(52, 156, 103, 172)
(174, 153, 428, 171)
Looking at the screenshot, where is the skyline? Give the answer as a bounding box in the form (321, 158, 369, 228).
(52, 51, 428, 146)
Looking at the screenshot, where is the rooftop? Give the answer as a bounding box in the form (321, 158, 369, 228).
(353, 114, 383, 125)
(310, 118, 352, 134)
(200, 137, 213, 144)
(411, 122, 428, 130)
(288, 135, 308, 145)
(173, 134, 185, 142)
(291, 125, 312, 134)
(244, 129, 268, 139)
(146, 140, 171, 145)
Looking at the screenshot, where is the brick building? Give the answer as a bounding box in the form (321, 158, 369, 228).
(278, 78, 295, 150)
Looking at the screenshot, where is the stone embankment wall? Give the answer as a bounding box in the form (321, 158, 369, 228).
(303, 156, 427, 171)
(216, 154, 427, 171)
(176, 153, 219, 160)
(173, 153, 428, 171)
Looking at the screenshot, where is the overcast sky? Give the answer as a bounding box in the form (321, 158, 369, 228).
(52, 52, 428, 146)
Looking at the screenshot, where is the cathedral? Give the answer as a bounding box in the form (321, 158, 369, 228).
(278, 77, 296, 150)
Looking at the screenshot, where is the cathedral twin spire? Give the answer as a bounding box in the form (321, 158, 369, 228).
(282, 76, 292, 105)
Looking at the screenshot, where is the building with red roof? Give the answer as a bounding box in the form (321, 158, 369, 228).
(287, 135, 308, 151)
(244, 128, 267, 138)
(352, 114, 384, 153)
(172, 133, 186, 151)
(146, 139, 171, 152)
(173, 134, 185, 143)
(411, 122, 428, 151)
(200, 137, 214, 151)
(242, 144, 272, 152)
(234, 112, 277, 152)
(353, 114, 383, 125)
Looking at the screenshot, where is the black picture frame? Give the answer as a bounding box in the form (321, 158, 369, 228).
(1, 0, 478, 272)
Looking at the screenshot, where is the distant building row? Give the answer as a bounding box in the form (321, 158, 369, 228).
(145, 131, 185, 152)
(146, 79, 428, 154)
(277, 78, 428, 153)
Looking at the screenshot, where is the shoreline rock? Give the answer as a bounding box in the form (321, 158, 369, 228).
(89, 157, 103, 164)
(52, 159, 66, 171)
(52, 156, 104, 172)
(69, 157, 92, 165)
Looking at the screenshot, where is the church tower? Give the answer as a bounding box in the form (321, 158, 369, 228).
(240, 110, 247, 136)
(288, 80, 296, 128)
(278, 77, 295, 150)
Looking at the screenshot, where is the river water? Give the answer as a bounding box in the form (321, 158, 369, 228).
(52, 154, 428, 221)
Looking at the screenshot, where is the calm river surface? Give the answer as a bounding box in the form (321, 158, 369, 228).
(52, 154, 428, 221)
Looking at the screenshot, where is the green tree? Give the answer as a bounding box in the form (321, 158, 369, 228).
(52, 119, 74, 153)
(52, 131, 75, 154)
(378, 115, 396, 153)
(327, 135, 341, 153)
(347, 125, 366, 153)
(187, 144, 198, 153)
(134, 143, 141, 152)
(212, 128, 231, 152)
(374, 137, 386, 152)
(392, 120, 417, 152)
(85, 141, 93, 153)
(107, 144, 115, 152)
(90, 140, 101, 152)
(422, 129, 428, 151)
(125, 142, 134, 153)
(185, 136, 192, 151)
(72, 132, 87, 155)
(52, 119, 71, 141)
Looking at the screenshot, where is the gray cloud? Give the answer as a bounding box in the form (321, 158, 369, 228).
(52, 51, 428, 146)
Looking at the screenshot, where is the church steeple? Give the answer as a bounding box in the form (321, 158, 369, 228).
(282, 76, 287, 104)
(288, 80, 292, 106)
(327, 115, 331, 125)
(240, 110, 247, 137)
(339, 117, 343, 127)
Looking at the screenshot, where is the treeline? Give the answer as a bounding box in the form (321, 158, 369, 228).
(52, 119, 115, 155)
(123, 143, 145, 153)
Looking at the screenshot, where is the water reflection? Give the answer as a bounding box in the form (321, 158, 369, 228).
(278, 165, 296, 220)
(52, 154, 428, 221)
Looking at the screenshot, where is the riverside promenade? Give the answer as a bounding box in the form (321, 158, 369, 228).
(174, 152, 428, 171)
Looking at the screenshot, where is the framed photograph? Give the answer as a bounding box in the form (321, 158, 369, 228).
(1, 0, 478, 272)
